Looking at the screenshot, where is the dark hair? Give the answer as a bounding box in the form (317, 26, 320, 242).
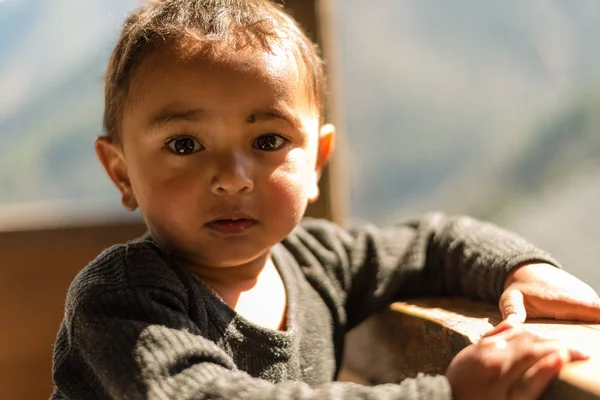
(103, 0, 325, 142)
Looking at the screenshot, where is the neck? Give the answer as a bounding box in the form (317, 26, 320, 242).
(185, 250, 274, 306)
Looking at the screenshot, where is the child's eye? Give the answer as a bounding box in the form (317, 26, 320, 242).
(252, 134, 287, 151)
(164, 136, 204, 155)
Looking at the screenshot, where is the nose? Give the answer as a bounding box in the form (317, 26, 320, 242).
(210, 151, 254, 196)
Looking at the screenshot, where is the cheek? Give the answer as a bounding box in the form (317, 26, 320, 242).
(268, 170, 305, 200)
(264, 172, 306, 223)
(128, 156, 204, 219)
(262, 151, 315, 218)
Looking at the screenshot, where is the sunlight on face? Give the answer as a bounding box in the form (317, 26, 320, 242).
(119, 40, 322, 269)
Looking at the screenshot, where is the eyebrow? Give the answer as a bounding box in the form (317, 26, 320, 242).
(146, 105, 302, 131)
(147, 108, 208, 130)
(247, 106, 302, 129)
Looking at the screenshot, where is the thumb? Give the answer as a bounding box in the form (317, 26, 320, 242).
(500, 288, 527, 324)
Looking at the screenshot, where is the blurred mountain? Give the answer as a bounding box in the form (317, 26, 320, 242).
(0, 0, 139, 205)
(471, 90, 600, 218)
(338, 0, 600, 222)
(473, 91, 600, 290)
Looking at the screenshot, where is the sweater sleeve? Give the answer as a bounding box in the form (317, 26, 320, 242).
(52, 243, 453, 400)
(288, 213, 560, 330)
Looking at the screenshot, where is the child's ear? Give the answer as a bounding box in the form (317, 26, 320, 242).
(95, 137, 138, 211)
(308, 123, 336, 203)
(316, 123, 335, 176)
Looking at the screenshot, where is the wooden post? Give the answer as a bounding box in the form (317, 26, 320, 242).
(284, 0, 348, 226)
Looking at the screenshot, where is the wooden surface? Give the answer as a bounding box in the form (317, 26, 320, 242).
(0, 220, 147, 400)
(342, 298, 600, 399)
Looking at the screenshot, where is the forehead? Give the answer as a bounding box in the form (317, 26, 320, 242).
(125, 38, 315, 119)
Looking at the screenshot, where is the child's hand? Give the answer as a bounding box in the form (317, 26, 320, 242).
(499, 263, 600, 324)
(446, 325, 590, 400)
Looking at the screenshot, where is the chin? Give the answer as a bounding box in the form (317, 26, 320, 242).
(202, 253, 269, 269)
(194, 244, 272, 268)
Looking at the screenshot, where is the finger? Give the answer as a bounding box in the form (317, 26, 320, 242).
(504, 340, 589, 381)
(510, 334, 591, 362)
(509, 350, 566, 400)
(500, 288, 527, 323)
(482, 318, 521, 339)
(502, 346, 562, 398)
(504, 344, 589, 399)
(481, 323, 535, 344)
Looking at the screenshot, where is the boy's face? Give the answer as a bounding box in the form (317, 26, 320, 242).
(97, 40, 334, 269)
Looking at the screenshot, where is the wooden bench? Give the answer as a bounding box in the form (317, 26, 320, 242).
(341, 298, 600, 399)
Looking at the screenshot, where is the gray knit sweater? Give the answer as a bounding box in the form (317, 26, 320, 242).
(51, 214, 559, 399)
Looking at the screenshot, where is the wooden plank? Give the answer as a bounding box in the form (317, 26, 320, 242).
(342, 298, 600, 399)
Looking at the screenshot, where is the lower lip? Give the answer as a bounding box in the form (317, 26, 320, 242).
(206, 219, 258, 235)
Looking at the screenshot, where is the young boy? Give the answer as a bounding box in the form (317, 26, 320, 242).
(51, 1, 600, 399)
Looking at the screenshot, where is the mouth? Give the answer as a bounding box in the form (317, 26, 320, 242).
(205, 214, 258, 235)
